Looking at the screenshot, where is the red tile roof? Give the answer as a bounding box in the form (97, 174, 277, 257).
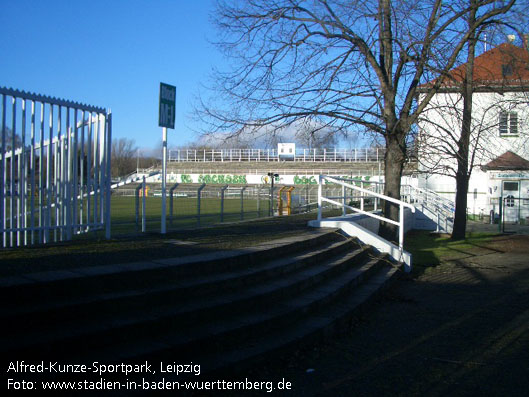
(421, 43, 529, 90)
(482, 151, 529, 171)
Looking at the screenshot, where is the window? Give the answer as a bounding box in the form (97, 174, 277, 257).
(499, 111, 518, 136)
(503, 181, 519, 191)
(505, 195, 515, 207)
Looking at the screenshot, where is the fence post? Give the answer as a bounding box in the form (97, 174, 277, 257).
(197, 183, 206, 226)
(240, 186, 247, 220)
(220, 185, 228, 222)
(318, 175, 323, 221)
(374, 182, 378, 211)
(135, 183, 142, 228)
(257, 186, 261, 217)
(169, 183, 179, 226)
(142, 176, 146, 233)
(161, 126, 167, 234)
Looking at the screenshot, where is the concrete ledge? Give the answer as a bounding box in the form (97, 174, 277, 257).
(309, 212, 413, 272)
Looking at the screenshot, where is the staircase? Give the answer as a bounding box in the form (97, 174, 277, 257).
(1, 230, 398, 377)
(401, 185, 455, 233)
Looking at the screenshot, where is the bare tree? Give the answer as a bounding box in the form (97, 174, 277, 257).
(111, 138, 138, 178)
(197, 0, 515, 239)
(1, 127, 22, 151)
(192, 117, 338, 149)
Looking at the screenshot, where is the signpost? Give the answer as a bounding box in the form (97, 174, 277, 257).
(159, 82, 176, 234)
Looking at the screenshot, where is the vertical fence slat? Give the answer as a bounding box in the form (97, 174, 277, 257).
(86, 113, 92, 230)
(20, 99, 27, 245)
(0, 94, 5, 247)
(104, 112, 112, 239)
(10, 96, 16, 247)
(80, 111, 85, 232)
(30, 101, 36, 244)
(38, 102, 44, 244)
(45, 104, 53, 244)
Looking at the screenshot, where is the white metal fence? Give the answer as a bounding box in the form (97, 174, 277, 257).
(0, 87, 112, 247)
(169, 148, 384, 163)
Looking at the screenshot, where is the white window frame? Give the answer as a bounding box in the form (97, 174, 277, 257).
(499, 111, 518, 136)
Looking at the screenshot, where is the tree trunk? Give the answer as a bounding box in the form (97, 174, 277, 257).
(380, 133, 406, 242)
(451, 5, 477, 241)
(452, 170, 470, 240)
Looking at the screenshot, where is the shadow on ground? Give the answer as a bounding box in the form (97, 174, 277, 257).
(233, 233, 529, 396)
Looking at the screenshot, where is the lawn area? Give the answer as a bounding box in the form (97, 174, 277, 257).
(405, 230, 497, 275)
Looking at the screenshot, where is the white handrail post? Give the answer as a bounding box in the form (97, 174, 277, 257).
(317, 175, 323, 221)
(360, 181, 364, 211)
(342, 184, 346, 216)
(399, 203, 411, 272)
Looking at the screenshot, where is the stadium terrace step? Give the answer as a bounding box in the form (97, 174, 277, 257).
(0, 230, 337, 304)
(1, 229, 401, 375)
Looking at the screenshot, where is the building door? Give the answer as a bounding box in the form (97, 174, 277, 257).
(502, 181, 520, 223)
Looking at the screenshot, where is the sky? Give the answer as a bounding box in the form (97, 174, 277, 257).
(0, 0, 222, 153)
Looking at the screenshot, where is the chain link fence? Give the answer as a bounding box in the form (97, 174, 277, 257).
(110, 183, 350, 235)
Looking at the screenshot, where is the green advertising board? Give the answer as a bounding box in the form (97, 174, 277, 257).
(159, 82, 176, 129)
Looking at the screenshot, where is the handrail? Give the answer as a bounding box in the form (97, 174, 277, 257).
(317, 175, 415, 266)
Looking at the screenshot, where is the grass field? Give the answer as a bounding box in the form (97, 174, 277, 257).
(110, 195, 272, 235)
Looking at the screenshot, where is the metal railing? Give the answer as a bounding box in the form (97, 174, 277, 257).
(0, 87, 112, 247)
(317, 175, 415, 262)
(169, 148, 384, 163)
(401, 184, 455, 233)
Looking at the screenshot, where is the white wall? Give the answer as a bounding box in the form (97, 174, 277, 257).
(417, 90, 529, 215)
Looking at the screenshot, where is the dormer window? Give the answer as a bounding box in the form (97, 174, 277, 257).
(501, 64, 513, 77)
(499, 111, 518, 136)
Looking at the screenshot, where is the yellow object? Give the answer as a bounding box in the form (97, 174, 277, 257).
(277, 186, 295, 216)
(139, 186, 149, 197)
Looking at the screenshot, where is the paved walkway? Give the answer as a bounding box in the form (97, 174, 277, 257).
(466, 220, 529, 235)
(242, 232, 529, 396)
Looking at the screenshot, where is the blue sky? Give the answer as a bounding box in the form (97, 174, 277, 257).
(0, 0, 221, 152)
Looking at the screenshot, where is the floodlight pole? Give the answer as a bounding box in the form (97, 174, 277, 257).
(161, 126, 167, 234)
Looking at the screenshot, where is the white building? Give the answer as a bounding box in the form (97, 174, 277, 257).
(417, 40, 529, 222)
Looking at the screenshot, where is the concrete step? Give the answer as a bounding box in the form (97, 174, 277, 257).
(0, 230, 339, 305)
(202, 264, 399, 376)
(2, 244, 370, 357)
(2, 229, 401, 373)
(1, 236, 357, 330)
